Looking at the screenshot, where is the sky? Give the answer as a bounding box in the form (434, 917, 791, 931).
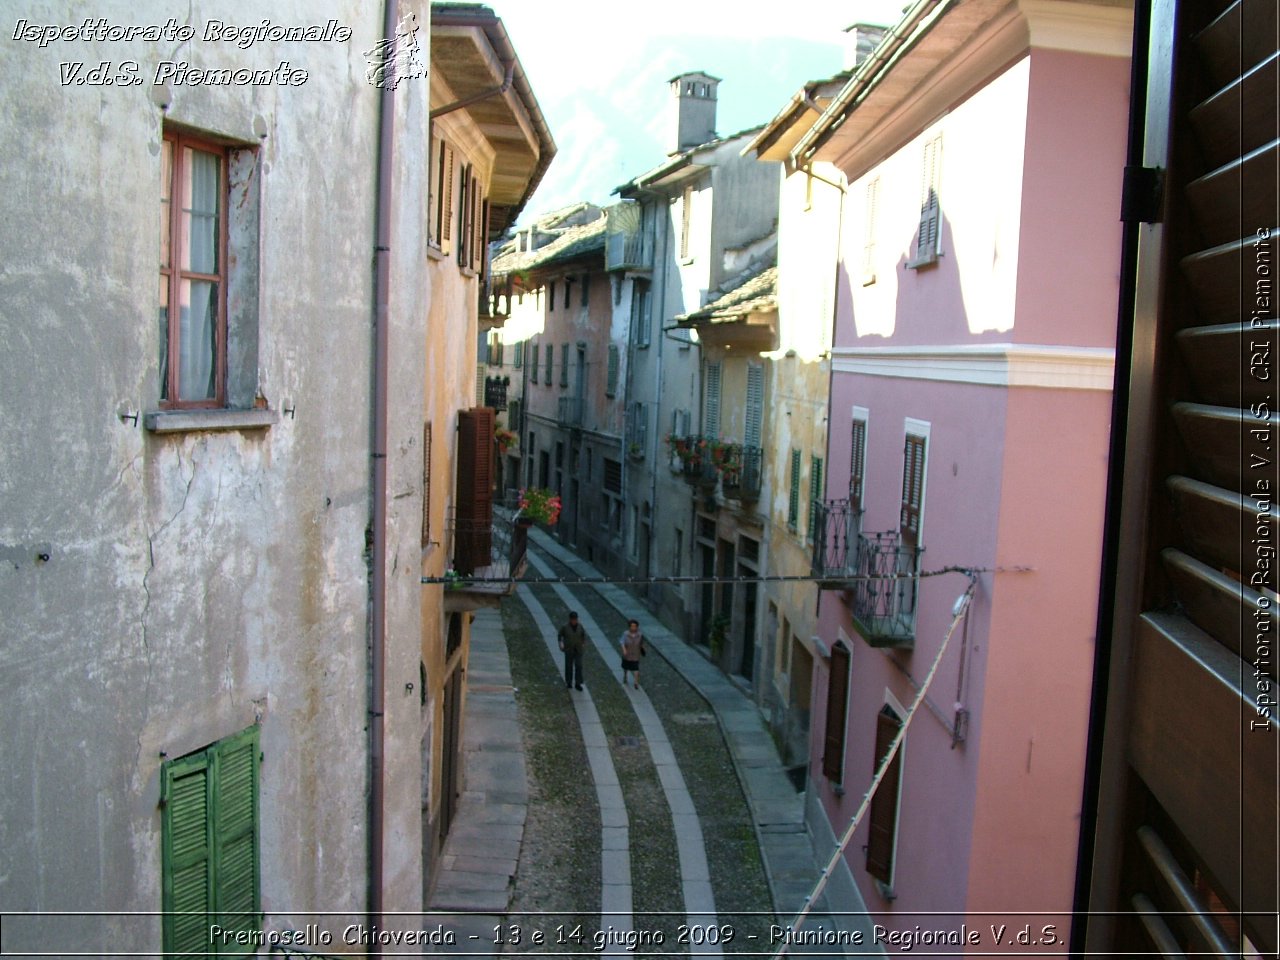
(491, 1, 908, 224)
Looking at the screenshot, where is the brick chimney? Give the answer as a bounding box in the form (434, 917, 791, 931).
(669, 71, 720, 154)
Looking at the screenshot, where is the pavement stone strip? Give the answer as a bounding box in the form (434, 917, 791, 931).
(425, 530, 867, 958)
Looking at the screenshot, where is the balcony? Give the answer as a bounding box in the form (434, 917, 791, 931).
(605, 202, 651, 272)
(484, 376, 509, 410)
(719, 444, 762, 502)
(443, 505, 529, 610)
(669, 435, 718, 488)
(811, 502, 921, 648)
(557, 395, 584, 428)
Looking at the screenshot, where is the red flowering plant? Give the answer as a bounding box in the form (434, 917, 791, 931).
(518, 487, 561, 525)
(494, 427, 518, 454)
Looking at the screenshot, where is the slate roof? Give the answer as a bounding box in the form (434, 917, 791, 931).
(490, 216, 606, 278)
(677, 263, 778, 324)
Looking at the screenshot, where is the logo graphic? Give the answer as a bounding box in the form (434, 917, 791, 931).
(363, 12, 425, 89)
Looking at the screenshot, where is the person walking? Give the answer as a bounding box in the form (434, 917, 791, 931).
(619, 618, 646, 689)
(558, 611, 587, 690)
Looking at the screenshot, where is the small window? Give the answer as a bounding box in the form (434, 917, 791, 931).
(429, 137, 455, 254)
(560, 344, 569, 388)
(631, 280, 651, 348)
(581, 274, 590, 307)
(161, 726, 261, 955)
(547, 281, 555, 312)
(603, 458, 622, 494)
(544, 342, 553, 385)
(513, 341, 524, 369)
(160, 132, 228, 406)
(530, 343, 540, 382)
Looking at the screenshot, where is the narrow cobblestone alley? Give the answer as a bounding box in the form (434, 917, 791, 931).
(428, 529, 873, 957)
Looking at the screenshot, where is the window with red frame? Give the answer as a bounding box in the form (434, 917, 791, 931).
(160, 132, 227, 405)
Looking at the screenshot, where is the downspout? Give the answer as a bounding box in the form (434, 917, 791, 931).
(369, 0, 398, 951)
(815, 168, 845, 624)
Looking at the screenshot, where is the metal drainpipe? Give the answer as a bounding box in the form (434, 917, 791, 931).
(429, 60, 514, 120)
(368, 0, 398, 951)
(649, 191, 677, 600)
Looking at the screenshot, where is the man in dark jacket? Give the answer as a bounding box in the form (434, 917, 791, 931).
(557, 611, 587, 690)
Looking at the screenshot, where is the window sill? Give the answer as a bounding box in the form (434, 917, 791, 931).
(145, 408, 278, 434)
(427, 245, 448, 261)
(905, 251, 941, 271)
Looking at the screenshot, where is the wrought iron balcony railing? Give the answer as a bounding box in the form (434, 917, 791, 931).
(444, 504, 528, 604)
(720, 444, 762, 501)
(557, 395, 584, 428)
(811, 500, 921, 648)
(484, 377, 509, 410)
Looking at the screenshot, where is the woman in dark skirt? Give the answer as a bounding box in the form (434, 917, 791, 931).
(619, 618, 646, 689)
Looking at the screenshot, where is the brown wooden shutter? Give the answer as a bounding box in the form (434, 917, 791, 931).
(441, 145, 454, 253)
(454, 407, 494, 574)
(421, 421, 432, 548)
(1082, 0, 1278, 955)
(821, 642, 851, 781)
(915, 136, 942, 263)
(866, 704, 903, 883)
(900, 434, 926, 547)
(850, 419, 867, 510)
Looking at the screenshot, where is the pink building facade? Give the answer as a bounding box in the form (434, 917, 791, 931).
(796, 0, 1133, 940)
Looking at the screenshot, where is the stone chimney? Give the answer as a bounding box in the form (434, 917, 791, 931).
(843, 23, 888, 70)
(669, 71, 720, 154)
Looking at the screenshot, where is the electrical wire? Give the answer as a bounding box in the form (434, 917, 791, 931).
(772, 576, 978, 957)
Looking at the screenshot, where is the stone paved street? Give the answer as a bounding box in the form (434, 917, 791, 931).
(427, 531, 878, 957)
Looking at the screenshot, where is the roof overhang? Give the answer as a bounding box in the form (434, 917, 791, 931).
(431, 5, 557, 232)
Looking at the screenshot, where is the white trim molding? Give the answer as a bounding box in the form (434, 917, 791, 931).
(1020, 0, 1135, 58)
(830, 343, 1115, 390)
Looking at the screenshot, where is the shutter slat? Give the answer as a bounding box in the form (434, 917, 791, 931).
(1187, 52, 1278, 169)
(1168, 475, 1279, 574)
(1175, 320, 1279, 407)
(1194, 0, 1277, 89)
(1185, 140, 1278, 248)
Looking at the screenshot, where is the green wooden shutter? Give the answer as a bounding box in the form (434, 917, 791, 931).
(808, 455, 824, 542)
(744, 364, 763, 449)
(212, 728, 260, 952)
(162, 726, 260, 957)
(162, 753, 212, 956)
(787, 449, 801, 528)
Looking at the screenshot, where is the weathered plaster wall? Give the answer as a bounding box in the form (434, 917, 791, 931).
(0, 1, 430, 949)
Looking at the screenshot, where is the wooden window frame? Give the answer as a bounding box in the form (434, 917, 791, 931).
(160, 130, 229, 408)
(787, 448, 802, 530)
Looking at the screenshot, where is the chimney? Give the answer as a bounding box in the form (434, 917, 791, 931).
(669, 71, 720, 154)
(843, 23, 888, 70)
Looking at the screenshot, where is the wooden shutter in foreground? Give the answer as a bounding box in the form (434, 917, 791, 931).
(821, 642, 851, 782)
(1082, 0, 1278, 955)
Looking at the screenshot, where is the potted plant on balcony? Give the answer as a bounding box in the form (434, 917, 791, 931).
(517, 487, 561, 526)
(494, 426, 518, 455)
